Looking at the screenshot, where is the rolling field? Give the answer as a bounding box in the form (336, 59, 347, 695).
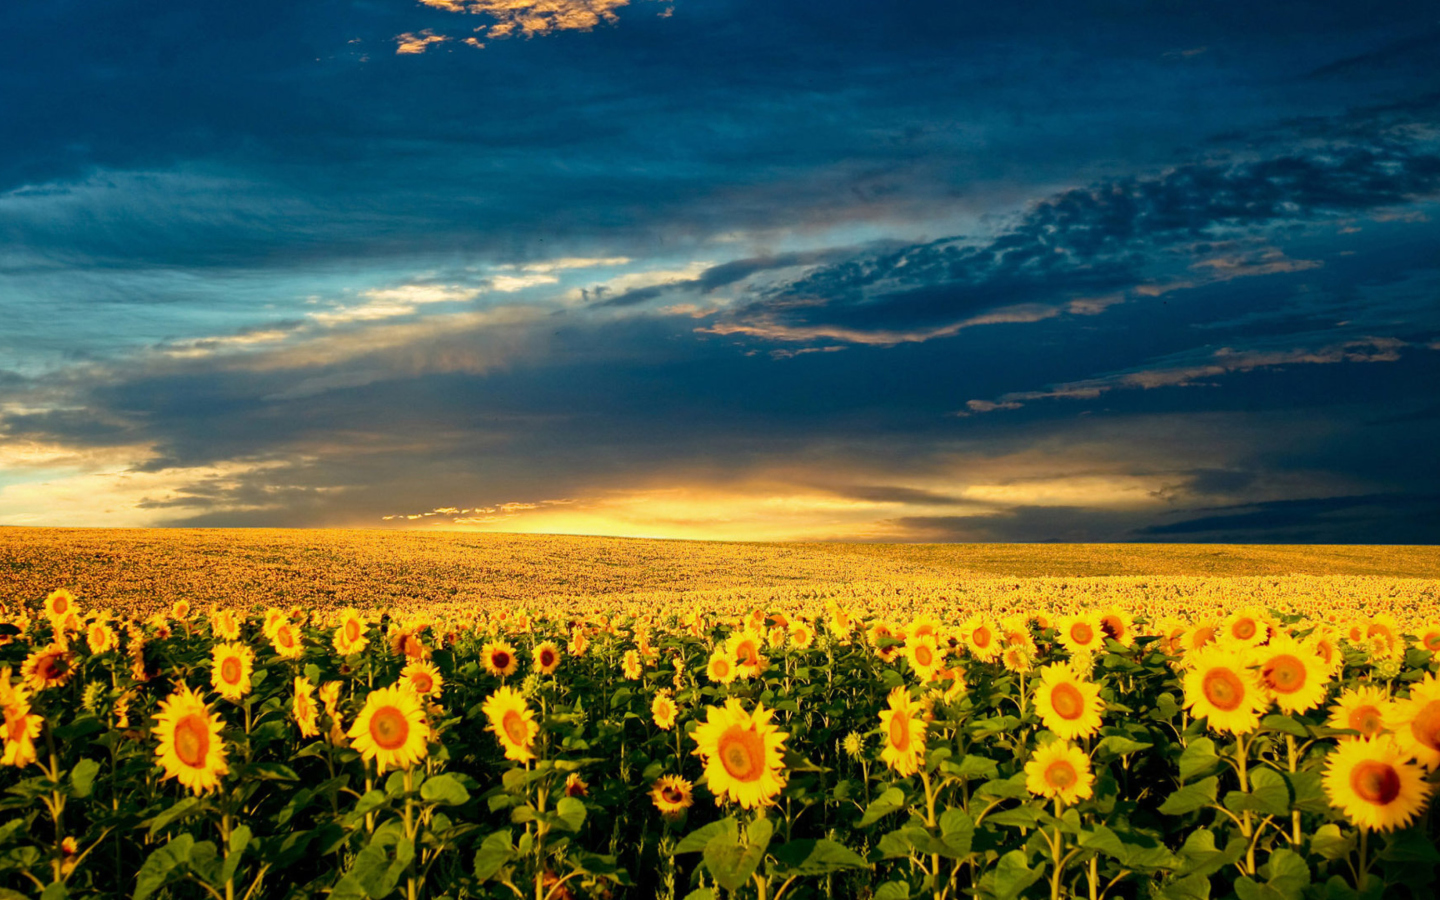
(2, 530, 1439, 899)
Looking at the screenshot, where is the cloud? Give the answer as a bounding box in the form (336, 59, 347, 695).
(395, 30, 451, 54)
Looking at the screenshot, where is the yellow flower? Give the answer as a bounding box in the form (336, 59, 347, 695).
(1323, 737, 1431, 831)
(1420, 625, 1440, 655)
(1, 672, 42, 768)
(706, 650, 738, 684)
(333, 608, 369, 655)
(1098, 608, 1134, 647)
(170, 600, 191, 621)
(482, 641, 519, 678)
(1327, 686, 1394, 738)
(1254, 634, 1330, 714)
(878, 686, 926, 777)
(567, 628, 589, 658)
(210, 642, 255, 703)
(44, 589, 78, 621)
(622, 649, 644, 681)
(401, 659, 444, 698)
(348, 685, 431, 774)
(903, 635, 945, 681)
(209, 609, 240, 641)
(1001, 646, 1033, 674)
(533, 641, 562, 675)
(262, 608, 288, 640)
(652, 691, 678, 730)
(1183, 645, 1266, 734)
(270, 622, 303, 659)
(1034, 663, 1103, 740)
(691, 698, 788, 809)
(21, 644, 74, 692)
(293, 677, 320, 738)
(86, 622, 117, 655)
(1179, 620, 1220, 658)
(1056, 613, 1105, 656)
(1025, 740, 1094, 805)
(726, 630, 767, 678)
(319, 681, 342, 719)
(650, 774, 694, 818)
(153, 684, 229, 794)
(961, 616, 1001, 662)
(483, 685, 539, 763)
(1221, 608, 1268, 648)
(788, 621, 815, 649)
(1390, 672, 1440, 769)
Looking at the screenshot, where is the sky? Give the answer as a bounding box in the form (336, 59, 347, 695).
(2, 0, 1439, 542)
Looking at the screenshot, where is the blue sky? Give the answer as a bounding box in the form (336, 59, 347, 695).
(1, 0, 1438, 540)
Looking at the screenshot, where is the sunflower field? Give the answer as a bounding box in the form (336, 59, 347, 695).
(2, 587, 1440, 900)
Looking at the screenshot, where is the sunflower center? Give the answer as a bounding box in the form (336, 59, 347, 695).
(714, 659, 731, 676)
(173, 714, 210, 768)
(1262, 655, 1306, 693)
(54, 596, 69, 614)
(493, 651, 511, 670)
(1100, 616, 1122, 640)
(1350, 760, 1401, 805)
(540, 649, 556, 668)
(915, 645, 934, 667)
(1045, 760, 1077, 789)
(5, 710, 28, 741)
(1424, 633, 1440, 652)
(889, 714, 911, 751)
(1050, 683, 1085, 720)
(1409, 700, 1440, 751)
(278, 628, 295, 647)
(39, 654, 65, 681)
(662, 785, 684, 803)
(717, 725, 764, 782)
(1349, 705, 1383, 736)
(369, 706, 410, 750)
(737, 641, 758, 665)
(972, 626, 992, 648)
(345, 620, 361, 641)
(1202, 668, 1245, 711)
(221, 657, 242, 684)
(411, 673, 433, 693)
(1191, 626, 1216, 649)
(1070, 623, 1094, 645)
(502, 709, 529, 747)
(1232, 619, 1256, 641)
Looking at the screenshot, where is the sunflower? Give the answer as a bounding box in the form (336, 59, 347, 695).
(21, 644, 74, 691)
(1183, 645, 1266, 734)
(564, 773, 588, 797)
(482, 641, 519, 678)
(1179, 620, 1220, 658)
(170, 600, 191, 621)
(567, 629, 589, 658)
(86, 621, 117, 655)
(789, 621, 816, 649)
(262, 608, 288, 641)
(333, 608, 369, 655)
(1025, 740, 1094, 805)
(1390, 672, 1440, 769)
(153, 684, 229, 794)
(348, 685, 431, 773)
(1323, 737, 1432, 831)
(1098, 608, 1134, 647)
(652, 691, 678, 730)
(706, 650, 738, 684)
(1420, 625, 1440, 655)
(962, 617, 1002, 662)
(650, 774, 694, 818)
(1252, 634, 1330, 714)
(210, 642, 255, 702)
(482, 685, 538, 763)
(827, 604, 855, 639)
(622, 649, 644, 681)
(726, 630, 767, 678)
(44, 589, 78, 621)
(270, 622, 303, 660)
(1328, 686, 1394, 738)
(401, 659, 444, 698)
(1034, 663, 1104, 740)
(532, 641, 562, 675)
(691, 698, 788, 809)
(1, 674, 42, 768)
(1001, 646, 1034, 674)
(1222, 608, 1268, 648)
(208, 609, 240, 640)
(318, 681, 342, 719)
(1056, 613, 1105, 656)
(293, 677, 320, 738)
(903, 635, 945, 681)
(877, 686, 927, 776)
(1304, 628, 1345, 676)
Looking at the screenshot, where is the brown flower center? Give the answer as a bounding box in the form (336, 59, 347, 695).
(1202, 667, 1245, 711)
(410, 672, 433, 694)
(1350, 760, 1401, 805)
(1231, 619, 1256, 641)
(1262, 655, 1306, 694)
(1100, 616, 1123, 641)
(662, 785, 685, 803)
(1045, 760, 1077, 789)
(718, 725, 764, 782)
(502, 709, 529, 747)
(173, 713, 210, 768)
(1349, 705, 1384, 737)
(914, 645, 934, 667)
(540, 649, 556, 668)
(889, 714, 911, 752)
(221, 657, 242, 685)
(492, 651, 512, 671)
(1050, 682, 1085, 720)
(972, 625, 992, 648)
(1070, 623, 1094, 645)
(345, 620, 361, 642)
(369, 706, 410, 750)
(1409, 700, 1440, 751)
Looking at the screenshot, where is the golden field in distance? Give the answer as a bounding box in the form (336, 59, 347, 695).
(2, 528, 1438, 621)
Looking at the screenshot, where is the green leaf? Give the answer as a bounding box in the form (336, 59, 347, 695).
(770, 839, 868, 875)
(1234, 849, 1310, 900)
(975, 773, 1029, 800)
(1078, 824, 1179, 870)
(682, 890, 716, 900)
(1158, 776, 1218, 815)
(221, 825, 251, 885)
(946, 754, 998, 781)
(874, 882, 910, 900)
(188, 841, 222, 887)
(1223, 768, 1291, 818)
(990, 850, 1042, 900)
(986, 807, 1040, 829)
(857, 788, 906, 827)
(1283, 770, 1329, 814)
(52, 716, 103, 742)
(145, 797, 202, 837)
(305, 663, 322, 685)
(419, 774, 471, 807)
(473, 831, 515, 882)
(1176, 828, 1246, 879)
(39, 883, 67, 900)
(1310, 824, 1355, 861)
(1178, 738, 1220, 781)
(554, 796, 586, 833)
(703, 832, 764, 893)
(1094, 736, 1152, 759)
(675, 818, 738, 854)
(1155, 873, 1211, 900)
(134, 834, 195, 900)
(68, 759, 100, 799)
(1261, 714, 1309, 738)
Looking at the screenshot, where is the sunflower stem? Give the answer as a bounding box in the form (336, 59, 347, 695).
(1285, 734, 1301, 845)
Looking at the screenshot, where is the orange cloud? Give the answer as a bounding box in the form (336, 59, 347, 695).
(416, 0, 640, 40)
(394, 30, 450, 54)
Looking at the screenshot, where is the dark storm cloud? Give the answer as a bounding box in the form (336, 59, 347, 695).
(1138, 494, 1440, 542)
